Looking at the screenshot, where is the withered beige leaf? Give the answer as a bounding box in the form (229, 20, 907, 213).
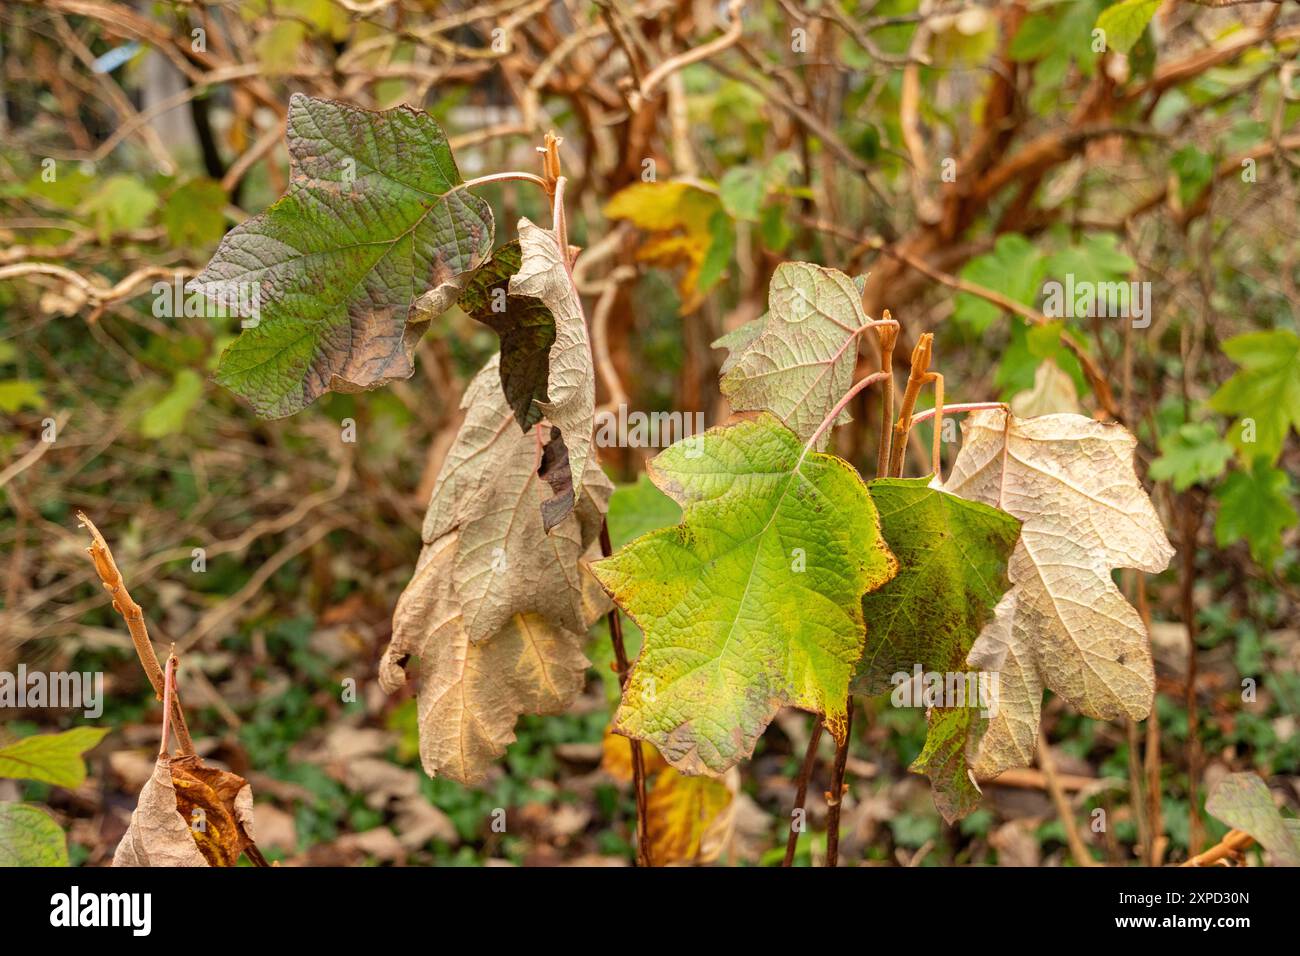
(385, 349, 611, 784)
(113, 754, 256, 867)
(380, 533, 592, 784)
(421, 354, 610, 644)
(1009, 359, 1081, 418)
(714, 262, 870, 448)
(938, 410, 1175, 777)
(510, 218, 596, 530)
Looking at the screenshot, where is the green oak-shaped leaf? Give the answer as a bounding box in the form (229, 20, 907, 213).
(1205, 772, 1300, 866)
(459, 240, 555, 431)
(0, 803, 68, 866)
(1214, 459, 1298, 567)
(591, 414, 898, 775)
(1209, 329, 1300, 464)
(714, 262, 872, 449)
(854, 478, 1020, 821)
(196, 93, 493, 418)
(0, 727, 108, 787)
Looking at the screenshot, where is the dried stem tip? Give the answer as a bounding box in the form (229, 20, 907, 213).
(909, 332, 934, 378)
(875, 310, 899, 355)
(538, 131, 563, 194)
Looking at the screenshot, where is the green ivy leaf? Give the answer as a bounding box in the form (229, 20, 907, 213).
(1170, 145, 1215, 208)
(138, 369, 204, 439)
(1043, 233, 1135, 285)
(0, 380, 44, 413)
(592, 414, 898, 774)
(954, 234, 1045, 335)
(79, 175, 158, 242)
(1149, 422, 1233, 492)
(1096, 0, 1160, 56)
(0, 727, 108, 787)
(995, 318, 1086, 399)
(854, 478, 1020, 822)
(0, 804, 68, 866)
(718, 165, 765, 222)
(196, 94, 493, 418)
(1214, 459, 1298, 567)
(1209, 329, 1300, 464)
(162, 177, 228, 252)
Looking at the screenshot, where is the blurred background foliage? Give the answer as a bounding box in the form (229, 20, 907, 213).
(0, 0, 1297, 866)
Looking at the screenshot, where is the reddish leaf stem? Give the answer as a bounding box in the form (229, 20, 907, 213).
(600, 519, 651, 867)
(781, 715, 824, 866)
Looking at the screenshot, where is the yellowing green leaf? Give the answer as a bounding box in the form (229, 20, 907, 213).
(600, 724, 667, 782)
(592, 414, 897, 775)
(0, 803, 68, 866)
(1096, 0, 1159, 56)
(603, 181, 726, 311)
(0, 380, 44, 413)
(855, 478, 1021, 821)
(0, 727, 108, 788)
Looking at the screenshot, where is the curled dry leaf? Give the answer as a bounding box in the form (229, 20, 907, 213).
(418, 354, 610, 644)
(510, 218, 596, 531)
(113, 754, 256, 867)
(459, 239, 555, 431)
(937, 410, 1175, 777)
(381, 355, 611, 784)
(1009, 359, 1081, 418)
(380, 533, 593, 785)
